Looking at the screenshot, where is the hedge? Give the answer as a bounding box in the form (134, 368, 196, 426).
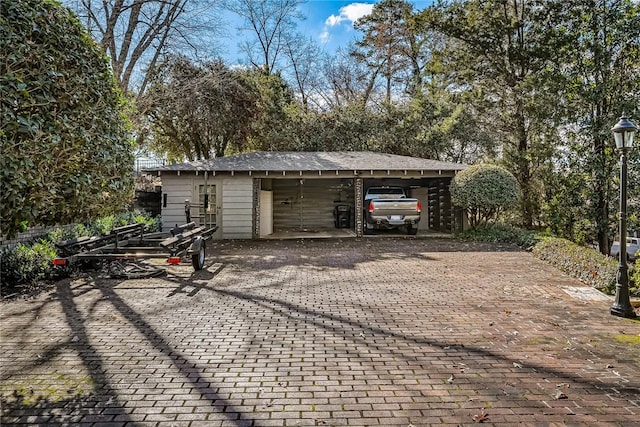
(532, 237, 617, 294)
(458, 224, 621, 295)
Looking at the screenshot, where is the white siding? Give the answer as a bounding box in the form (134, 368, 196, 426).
(221, 177, 253, 239)
(160, 174, 193, 231)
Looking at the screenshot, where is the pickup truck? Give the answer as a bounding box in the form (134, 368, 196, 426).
(363, 186, 421, 235)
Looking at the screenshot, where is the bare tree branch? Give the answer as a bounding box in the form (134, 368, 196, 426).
(67, 0, 223, 95)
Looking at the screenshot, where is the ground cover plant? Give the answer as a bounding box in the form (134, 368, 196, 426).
(0, 210, 160, 298)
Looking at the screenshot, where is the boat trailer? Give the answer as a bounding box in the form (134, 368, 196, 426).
(52, 222, 218, 275)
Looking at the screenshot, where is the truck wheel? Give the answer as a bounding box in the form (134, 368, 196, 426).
(407, 226, 418, 235)
(191, 241, 206, 270)
(363, 222, 373, 235)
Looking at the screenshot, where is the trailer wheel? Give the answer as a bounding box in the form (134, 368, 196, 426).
(191, 241, 206, 270)
(407, 225, 418, 235)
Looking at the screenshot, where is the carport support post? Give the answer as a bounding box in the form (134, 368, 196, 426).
(355, 178, 363, 237)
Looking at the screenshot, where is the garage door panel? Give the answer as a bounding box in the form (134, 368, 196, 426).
(272, 179, 353, 231)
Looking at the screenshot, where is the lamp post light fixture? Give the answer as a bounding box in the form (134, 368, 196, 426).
(611, 114, 638, 319)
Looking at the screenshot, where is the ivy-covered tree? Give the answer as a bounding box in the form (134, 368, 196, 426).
(0, 0, 134, 238)
(244, 69, 296, 152)
(450, 164, 520, 227)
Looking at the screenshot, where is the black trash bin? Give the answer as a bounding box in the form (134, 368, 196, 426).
(334, 204, 351, 229)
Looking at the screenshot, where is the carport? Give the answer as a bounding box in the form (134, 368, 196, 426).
(147, 151, 467, 239)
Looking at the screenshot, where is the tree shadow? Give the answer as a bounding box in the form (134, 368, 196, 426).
(210, 237, 520, 272)
(3, 238, 638, 425)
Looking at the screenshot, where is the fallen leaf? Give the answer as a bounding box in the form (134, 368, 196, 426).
(554, 390, 568, 400)
(447, 375, 455, 384)
(513, 362, 523, 368)
(472, 410, 489, 423)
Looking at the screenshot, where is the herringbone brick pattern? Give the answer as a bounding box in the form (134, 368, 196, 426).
(1, 237, 638, 426)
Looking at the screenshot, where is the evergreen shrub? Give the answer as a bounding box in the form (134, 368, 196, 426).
(532, 237, 617, 294)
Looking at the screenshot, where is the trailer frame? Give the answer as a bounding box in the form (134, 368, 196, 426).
(52, 222, 218, 272)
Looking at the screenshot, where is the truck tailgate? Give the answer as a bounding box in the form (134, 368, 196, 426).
(369, 199, 420, 216)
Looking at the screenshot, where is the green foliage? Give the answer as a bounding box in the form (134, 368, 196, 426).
(244, 70, 296, 152)
(628, 267, 640, 297)
(532, 237, 617, 294)
(541, 169, 591, 242)
(0, 210, 160, 290)
(554, 0, 640, 253)
(420, 0, 566, 227)
(139, 57, 265, 160)
(44, 210, 161, 244)
(0, 0, 134, 238)
(456, 223, 542, 250)
(0, 240, 57, 288)
(450, 164, 520, 227)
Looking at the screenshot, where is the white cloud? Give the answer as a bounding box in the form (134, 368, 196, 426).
(324, 3, 374, 27)
(320, 30, 330, 43)
(325, 14, 342, 27)
(321, 3, 374, 44)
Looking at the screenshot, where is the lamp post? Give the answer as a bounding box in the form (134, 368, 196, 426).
(611, 115, 638, 319)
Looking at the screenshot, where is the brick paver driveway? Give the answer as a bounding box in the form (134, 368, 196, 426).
(1, 237, 639, 426)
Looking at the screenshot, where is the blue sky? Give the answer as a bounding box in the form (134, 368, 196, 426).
(222, 1, 434, 62)
(305, 1, 435, 50)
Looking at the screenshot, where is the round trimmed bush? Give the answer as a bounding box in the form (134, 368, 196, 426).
(451, 164, 520, 227)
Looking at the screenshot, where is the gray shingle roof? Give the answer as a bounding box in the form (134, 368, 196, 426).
(146, 151, 467, 173)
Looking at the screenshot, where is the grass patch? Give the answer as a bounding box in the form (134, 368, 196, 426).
(1, 373, 94, 406)
(611, 334, 640, 346)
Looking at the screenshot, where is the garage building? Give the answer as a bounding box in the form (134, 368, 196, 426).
(146, 151, 467, 239)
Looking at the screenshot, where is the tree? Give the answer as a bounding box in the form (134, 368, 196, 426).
(225, 0, 303, 75)
(422, 0, 565, 228)
(450, 164, 520, 227)
(557, 0, 640, 253)
(352, 0, 427, 102)
(321, 46, 383, 109)
(243, 68, 296, 151)
(282, 34, 324, 110)
(138, 57, 261, 160)
(0, 0, 134, 237)
(66, 0, 222, 94)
